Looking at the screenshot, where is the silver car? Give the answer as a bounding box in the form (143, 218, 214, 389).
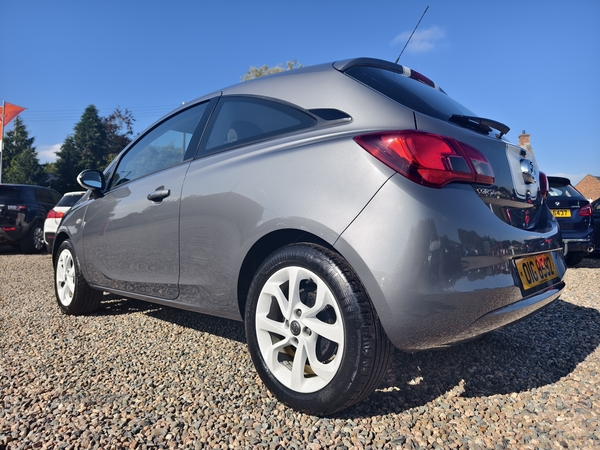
(52, 57, 566, 415)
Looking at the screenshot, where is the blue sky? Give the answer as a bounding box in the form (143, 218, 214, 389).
(1, 0, 598, 184)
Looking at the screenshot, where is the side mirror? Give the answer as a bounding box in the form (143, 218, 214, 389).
(77, 169, 106, 198)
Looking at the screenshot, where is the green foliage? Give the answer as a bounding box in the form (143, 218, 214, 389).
(53, 105, 136, 192)
(241, 60, 303, 81)
(73, 105, 107, 170)
(1, 117, 45, 185)
(54, 137, 82, 192)
(103, 107, 135, 162)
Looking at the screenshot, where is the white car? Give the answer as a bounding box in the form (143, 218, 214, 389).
(44, 191, 85, 251)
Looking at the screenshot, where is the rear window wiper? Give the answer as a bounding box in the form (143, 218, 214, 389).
(449, 115, 510, 138)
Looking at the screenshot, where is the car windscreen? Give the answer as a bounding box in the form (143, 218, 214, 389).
(56, 193, 84, 207)
(0, 186, 22, 201)
(344, 66, 476, 121)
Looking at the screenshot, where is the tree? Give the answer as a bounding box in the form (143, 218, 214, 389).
(53, 105, 134, 192)
(1, 117, 45, 185)
(53, 136, 82, 192)
(241, 60, 303, 81)
(72, 105, 107, 171)
(103, 107, 135, 161)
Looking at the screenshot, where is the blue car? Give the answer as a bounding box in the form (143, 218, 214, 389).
(547, 176, 595, 265)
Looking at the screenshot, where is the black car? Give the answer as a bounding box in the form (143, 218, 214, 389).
(547, 176, 595, 265)
(0, 184, 62, 253)
(592, 198, 600, 256)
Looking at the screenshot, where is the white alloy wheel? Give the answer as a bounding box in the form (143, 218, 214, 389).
(56, 248, 76, 307)
(53, 240, 102, 315)
(255, 265, 345, 393)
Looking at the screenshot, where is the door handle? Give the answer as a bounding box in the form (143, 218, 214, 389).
(147, 189, 171, 202)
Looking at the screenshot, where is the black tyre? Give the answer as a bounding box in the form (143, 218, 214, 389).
(245, 243, 393, 415)
(54, 240, 102, 315)
(565, 252, 585, 267)
(20, 222, 46, 253)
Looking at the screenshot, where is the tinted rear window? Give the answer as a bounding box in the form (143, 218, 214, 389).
(344, 66, 475, 121)
(56, 193, 84, 207)
(0, 186, 22, 201)
(548, 184, 584, 199)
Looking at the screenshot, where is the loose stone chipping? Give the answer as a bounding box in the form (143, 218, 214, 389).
(1, 248, 599, 449)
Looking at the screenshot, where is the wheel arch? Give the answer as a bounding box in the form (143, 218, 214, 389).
(236, 229, 336, 320)
(52, 231, 71, 265)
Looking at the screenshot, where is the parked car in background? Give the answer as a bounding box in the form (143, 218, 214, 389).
(547, 176, 595, 265)
(592, 198, 600, 256)
(0, 184, 62, 253)
(44, 191, 85, 252)
(52, 57, 566, 415)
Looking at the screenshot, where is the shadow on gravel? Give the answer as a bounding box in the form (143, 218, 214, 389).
(88, 290, 600, 419)
(341, 299, 600, 418)
(94, 294, 247, 343)
(568, 255, 600, 269)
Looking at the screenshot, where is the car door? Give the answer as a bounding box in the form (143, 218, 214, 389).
(178, 96, 318, 318)
(81, 101, 211, 299)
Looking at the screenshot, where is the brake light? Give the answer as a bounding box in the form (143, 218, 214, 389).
(46, 210, 65, 219)
(539, 171, 549, 199)
(2, 226, 16, 232)
(7, 205, 26, 211)
(354, 131, 494, 188)
(579, 204, 592, 217)
(401, 67, 443, 91)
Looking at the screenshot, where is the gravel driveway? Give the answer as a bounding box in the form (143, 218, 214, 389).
(1, 248, 598, 449)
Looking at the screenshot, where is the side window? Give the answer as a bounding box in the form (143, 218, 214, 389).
(110, 102, 208, 189)
(199, 97, 316, 156)
(35, 189, 55, 204)
(51, 190, 62, 204)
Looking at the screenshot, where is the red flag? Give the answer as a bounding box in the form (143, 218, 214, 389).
(0, 102, 26, 137)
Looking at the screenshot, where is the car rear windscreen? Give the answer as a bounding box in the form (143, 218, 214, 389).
(0, 186, 22, 201)
(548, 184, 584, 199)
(56, 194, 84, 207)
(344, 66, 476, 121)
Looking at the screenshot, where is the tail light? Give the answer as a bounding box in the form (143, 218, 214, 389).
(579, 204, 592, 217)
(354, 130, 494, 188)
(2, 226, 16, 231)
(46, 209, 65, 219)
(539, 171, 549, 199)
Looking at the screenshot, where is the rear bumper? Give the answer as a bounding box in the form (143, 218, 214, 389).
(0, 227, 27, 244)
(336, 174, 566, 351)
(562, 229, 595, 255)
(440, 281, 564, 346)
(44, 232, 56, 252)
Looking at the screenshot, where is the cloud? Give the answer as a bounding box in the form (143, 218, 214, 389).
(392, 26, 446, 53)
(37, 143, 61, 164)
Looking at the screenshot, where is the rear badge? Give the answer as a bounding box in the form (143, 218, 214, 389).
(520, 159, 536, 184)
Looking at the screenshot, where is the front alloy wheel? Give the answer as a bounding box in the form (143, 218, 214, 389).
(56, 247, 76, 307)
(246, 243, 393, 415)
(54, 240, 102, 315)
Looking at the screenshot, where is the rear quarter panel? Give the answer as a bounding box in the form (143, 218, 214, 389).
(178, 131, 395, 318)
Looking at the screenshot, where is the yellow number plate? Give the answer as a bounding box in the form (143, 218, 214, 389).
(551, 209, 571, 218)
(516, 253, 559, 290)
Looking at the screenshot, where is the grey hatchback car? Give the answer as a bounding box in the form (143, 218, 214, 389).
(52, 57, 566, 415)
